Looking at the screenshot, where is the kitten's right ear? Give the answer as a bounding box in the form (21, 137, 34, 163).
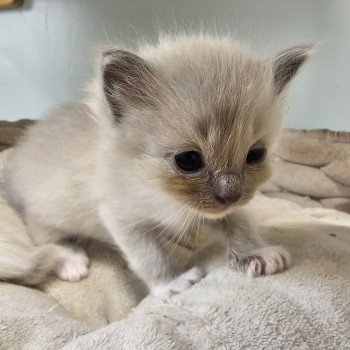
(273, 45, 313, 94)
(100, 49, 157, 119)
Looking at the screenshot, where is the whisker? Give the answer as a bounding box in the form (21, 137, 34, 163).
(154, 204, 188, 243)
(160, 207, 192, 251)
(168, 208, 196, 259)
(161, 206, 193, 251)
(173, 208, 199, 263)
(192, 214, 203, 252)
(141, 209, 178, 237)
(177, 205, 200, 255)
(117, 202, 178, 233)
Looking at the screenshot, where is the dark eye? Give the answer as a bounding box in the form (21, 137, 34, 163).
(175, 151, 203, 172)
(246, 147, 266, 165)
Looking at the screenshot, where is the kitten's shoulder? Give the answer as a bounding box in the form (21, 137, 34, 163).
(14, 102, 96, 149)
(6, 102, 99, 174)
(31, 102, 96, 132)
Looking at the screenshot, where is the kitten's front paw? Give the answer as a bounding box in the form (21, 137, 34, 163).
(55, 247, 90, 282)
(229, 246, 291, 278)
(153, 267, 204, 300)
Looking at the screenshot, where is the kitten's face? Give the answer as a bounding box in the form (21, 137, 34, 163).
(154, 144, 272, 219)
(154, 137, 272, 219)
(101, 37, 310, 219)
(144, 73, 279, 219)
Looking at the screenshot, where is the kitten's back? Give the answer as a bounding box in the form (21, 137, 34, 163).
(3, 103, 103, 235)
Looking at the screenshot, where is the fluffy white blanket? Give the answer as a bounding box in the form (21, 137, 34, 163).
(1, 192, 350, 349)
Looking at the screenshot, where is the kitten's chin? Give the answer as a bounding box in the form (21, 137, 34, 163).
(198, 206, 234, 220)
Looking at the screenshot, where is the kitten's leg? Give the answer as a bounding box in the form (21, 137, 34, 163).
(52, 244, 90, 282)
(152, 266, 204, 299)
(0, 242, 88, 285)
(0, 198, 88, 284)
(99, 206, 204, 299)
(26, 216, 90, 282)
(225, 209, 290, 277)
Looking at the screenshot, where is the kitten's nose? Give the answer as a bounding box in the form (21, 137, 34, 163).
(214, 190, 242, 205)
(213, 173, 242, 206)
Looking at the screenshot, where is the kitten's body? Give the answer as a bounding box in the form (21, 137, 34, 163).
(0, 35, 310, 297)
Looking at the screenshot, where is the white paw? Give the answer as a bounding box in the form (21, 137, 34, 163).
(247, 246, 291, 278)
(55, 247, 90, 282)
(229, 245, 291, 278)
(153, 267, 204, 300)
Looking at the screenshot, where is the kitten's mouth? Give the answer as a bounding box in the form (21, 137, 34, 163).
(199, 205, 233, 219)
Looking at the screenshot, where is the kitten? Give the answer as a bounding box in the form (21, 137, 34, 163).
(0, 35, 310, 298)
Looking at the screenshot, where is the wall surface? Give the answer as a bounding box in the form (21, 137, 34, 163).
(0, 0, 349, 130)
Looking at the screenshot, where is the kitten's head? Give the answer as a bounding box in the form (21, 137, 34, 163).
(98, 35, 311, 219)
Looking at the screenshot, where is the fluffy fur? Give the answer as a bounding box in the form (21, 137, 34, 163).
(0, 34, 310, 298)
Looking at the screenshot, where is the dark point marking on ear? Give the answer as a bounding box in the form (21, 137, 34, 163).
(274, 45, 312, 94)
(101, 49, 156, 120)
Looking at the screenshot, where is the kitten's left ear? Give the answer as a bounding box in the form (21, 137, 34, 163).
(274, 45, 313, 94)
(100, 48, 157, 119)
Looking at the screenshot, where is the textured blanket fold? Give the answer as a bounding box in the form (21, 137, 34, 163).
(262, 128, 350, 213)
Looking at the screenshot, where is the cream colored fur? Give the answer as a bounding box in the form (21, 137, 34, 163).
(0, 34, 310, 297)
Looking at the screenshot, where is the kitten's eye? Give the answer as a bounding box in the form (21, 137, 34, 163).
(246, 147, 266, 165)
(175, 151, 203, 172)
